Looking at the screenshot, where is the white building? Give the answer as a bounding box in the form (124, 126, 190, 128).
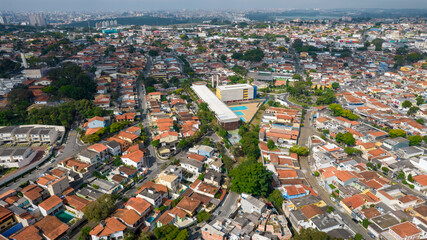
(216, 84, 254, 103)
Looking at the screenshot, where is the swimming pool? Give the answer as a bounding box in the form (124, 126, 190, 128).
(239, 117, 246, 122)
(230, 106, 248, 111)
(56, 211, 74, 223)
(234, 111, 244, 116)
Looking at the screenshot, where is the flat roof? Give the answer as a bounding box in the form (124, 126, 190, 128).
(217, 84, 252, 90)
(191, 85, 240, 123)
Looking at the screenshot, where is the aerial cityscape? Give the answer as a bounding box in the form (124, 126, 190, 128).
(0, 2, 426, 240)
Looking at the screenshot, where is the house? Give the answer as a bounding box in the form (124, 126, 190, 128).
(121, 150, 146, 170)
(77, 149, 101, 165)
(0, 206, 17, 233)
(201, 223, 226, 240)
(113, 208, 144, 230)
(21, 184, 47, 206)
(11, 215, 69, 240)
(204, 170, 222, 187)
(180, 158, 203, 175)
(47, 176, 70, 196)
(413, 175, 427, 191)
(90, 217, 127, 240)
(189, 145, 215, 158)
(38, 195, 63, 216)
(87, 116, 107, 129)
(63, 195, 91, 219)
(137, 188, 163, 208)
(397, 147, 424, 159)
(176, 196, 201, 217)
(0, 147, 38, 168)
(382, 137, 410, 151)
(241, 194, 266, 215)
(88, 143, 110, 161)
(388, 222, 422, 240)
(105, 140, 121, 156)
(125, 197, 152, 217)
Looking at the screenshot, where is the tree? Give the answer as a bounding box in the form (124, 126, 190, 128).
(397, 170, 405, 180)
(354, 233, 363, 240)
(342, 132, 356, 146)
(331, 82, 340, 89)
(198, 174, 204, 181)
(389, 129, 407, 138)
(150, 140, 160, 148)
(113, 156, 122, 166)
(230, 161, 272, 197)
(362, 219, 371, 228)
(196, 210, 211, 223)
(79, 226, 92, 240)
(409, 135, 422, 146)
(345, 147, 362, 156)
(148, 50, 158, 56)
(406, 52, 422, 63)
(290, 145, 309, 156)
(268, 189, 283, 209)
(326, 206, 334, 213)
(153, 225, 188, 240)
(416, 119, 424, 125)
(408, 174, 414, 183)
(267, 139, 276, 150)
(407, 106, 420, 116)
(292, 228, 332, 240)
(222, 156, 234, 172)
(84, 194, 115, 223)
(199, 102, 209, 111)
(402, 100, 412, 109)
(177, 139, 188, 149)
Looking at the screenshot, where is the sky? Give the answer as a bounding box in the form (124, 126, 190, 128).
(1, 0, 426, 12)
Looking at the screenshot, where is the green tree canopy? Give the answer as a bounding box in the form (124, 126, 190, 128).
(389, 129, 407, 138)
(402, 100, 412, 108)
(409, 135, 422, 146)
(83, 194, 115, 223)
(230, 161, 272, 197)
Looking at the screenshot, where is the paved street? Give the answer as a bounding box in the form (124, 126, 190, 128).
(298, 109, 374, 240)
(215, 191, 239, 218)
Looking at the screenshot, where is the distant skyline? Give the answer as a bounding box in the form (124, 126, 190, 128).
(1, 0, 427, 12)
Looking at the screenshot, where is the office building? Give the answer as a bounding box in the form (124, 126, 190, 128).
(216, 84, 255, 103)
(29, 14, 46, 27)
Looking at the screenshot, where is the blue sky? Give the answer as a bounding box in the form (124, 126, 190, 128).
(1, 0, 426, 11)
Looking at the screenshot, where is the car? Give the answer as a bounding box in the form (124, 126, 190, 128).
(46, 167, 53, 172)
(50, 158, 55, 163)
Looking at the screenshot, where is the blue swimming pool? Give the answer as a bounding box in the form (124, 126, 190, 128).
(56, 210, 74, 223)
(230, 106, 248, 111)
(240, 117, 246, 122)
(234, 111, 244, 116)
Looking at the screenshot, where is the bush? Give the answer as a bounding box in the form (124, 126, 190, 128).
(196, 210, 211, 223)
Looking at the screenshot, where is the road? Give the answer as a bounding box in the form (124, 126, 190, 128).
(215, 191, 239, 218)
(298, 109, 374, 240)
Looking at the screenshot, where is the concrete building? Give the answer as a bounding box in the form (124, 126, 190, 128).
(241, 194, 266, 215)
(0, 147, 38, 168)
(191, 84, 240, 130)
(216, 84, 255, 103)
(28, 14, 46, 27)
